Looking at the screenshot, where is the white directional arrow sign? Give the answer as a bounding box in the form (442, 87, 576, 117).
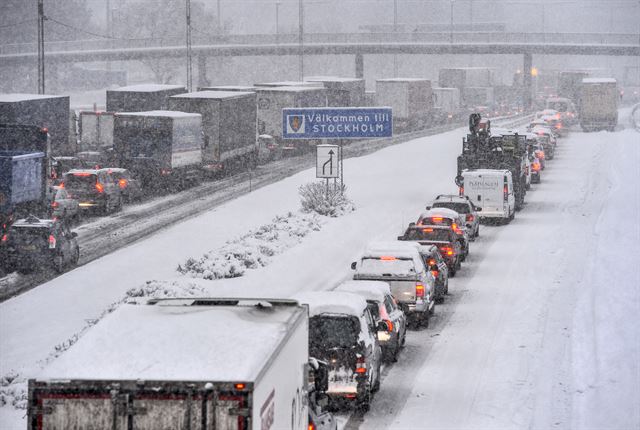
(316, 144, 340, 178)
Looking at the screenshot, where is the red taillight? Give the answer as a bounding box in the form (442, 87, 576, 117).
(160, 169, 172, 175)
(431, 270, 439, 277)
(432, 217, 443, 223)
(415, 282, 425, 298)
(95, 182, 104, 193)
(234, 383, 246, 390)
(422, 228, 434, 233)
(1, 234, 7, 242)
(118, 178, 127, 189)
(439, 246, 454, 256)
(59, 182, 64, 188)
(309, 423, 315, 430)
(427, 259, 436, 266)
(459, 186, 464, 195)
(355, 355, 367, 374)
(556, 123, 562, 129)
(466, 214, 474, 222)
(48, 234, 56, 249)
(51, 201, 58, 208)
(532, 162, 541, 171)
(379, 256, 397, 261)
(73, 172, 91, 177)
(385, 320, 394, 332)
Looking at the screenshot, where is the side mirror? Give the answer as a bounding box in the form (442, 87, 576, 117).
(475, 207, 482, 212)
(376, 321, 390, 332)
(425, 206, 431, 210)
(350, 261, 357, 270)
(397, 235, 405, 240)
(71, 232, 78, 238)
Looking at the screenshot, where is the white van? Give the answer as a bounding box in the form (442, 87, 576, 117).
(461, 169, 515, 223)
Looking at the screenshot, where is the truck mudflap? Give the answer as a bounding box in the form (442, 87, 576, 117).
(28, 380, 250, 430)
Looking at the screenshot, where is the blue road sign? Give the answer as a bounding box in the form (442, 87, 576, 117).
(282, 107, 392, 139)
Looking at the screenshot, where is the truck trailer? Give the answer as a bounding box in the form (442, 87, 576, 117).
(113, 110, 203, 188)
(375, 78, 433, 131)
(304, 76, 366, 107)
(578, 78, 619, 131)
(169, 91, 258, 175)
(0, 94, 70, 156)
(28, 298, 323, 430)
(0, 150, 46, 226)
(106, 84, 187, 112)
(255, 86, 327, 155)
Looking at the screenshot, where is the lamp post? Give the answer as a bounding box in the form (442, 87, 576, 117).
(186, 0, 193, 91)
(275, 1, 281, 43)
(450, 0, 454, 44)
(37, 0, 45, 94)
(298, 0, 304, 80)
(393, 0, 398, 77)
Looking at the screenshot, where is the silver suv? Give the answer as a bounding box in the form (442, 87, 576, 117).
(427, 194, 481, 239)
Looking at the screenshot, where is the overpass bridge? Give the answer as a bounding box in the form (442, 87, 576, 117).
(2, 31, 638, 108)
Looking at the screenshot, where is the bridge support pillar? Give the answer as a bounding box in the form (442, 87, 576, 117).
(197, 55, 209, 89)
(355, 53, 364, 79)
(523, 52, 532, 110)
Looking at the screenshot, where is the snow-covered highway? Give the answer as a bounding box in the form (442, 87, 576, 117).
(1, 113, 638, 429)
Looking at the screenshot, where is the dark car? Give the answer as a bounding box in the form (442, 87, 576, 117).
(62, 169, 122, 214)
(103, 168, 143, 202)
(335, 280, 408, 362)
(295, 291, 385, 412)
(2, 215, 79, 274)
(399, 224, 463, 277)
(416, 244, 450, 302)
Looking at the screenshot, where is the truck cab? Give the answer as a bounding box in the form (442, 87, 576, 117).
(461, 169, 515, 223)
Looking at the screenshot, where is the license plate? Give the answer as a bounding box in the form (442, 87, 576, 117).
(20, 245, 37, 251)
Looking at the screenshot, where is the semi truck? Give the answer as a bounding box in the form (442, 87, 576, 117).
(78, 110, 115, 153)
(375, 78, 433, 131)
(255, 86, 327, 156)
(106, 84, 187, 112)
(432, 87, 462, 123)
(27, 298, 332, 430)
(0, 94, 70, 155)
(169, 91, 258, 175)
(439, 68, 494, 90)
(557, 71, 590, 105)
(304, 76, 366, 107)
(113, 111, 203, 188)
(0, 150, 46, 231)
(456, 114, 528, 211)
(578, 78, 619, 131)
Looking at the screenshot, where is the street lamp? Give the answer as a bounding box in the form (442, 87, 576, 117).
(298, 0, 304, 80)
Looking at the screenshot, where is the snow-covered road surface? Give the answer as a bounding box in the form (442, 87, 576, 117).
(0, 114, 637, 429)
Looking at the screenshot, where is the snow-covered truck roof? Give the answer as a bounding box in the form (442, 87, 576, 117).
(110, 84, 186, 92)
(305, 76, 364, 83)
(170, 90, 255, 100)
(0, 93, 67, 102)
(294, 291, 368, 318)
(334, 280, 391, 304)
(115, 110, 201, 119)
(582, 78, 617, 84)
(37, 299, 305, 382)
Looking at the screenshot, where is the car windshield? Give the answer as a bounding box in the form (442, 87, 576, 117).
(64, 174, 97, 191)
(431, 202, 470, 214)
(404, 228, 452, 242)
(358, 257, 416, 275)
(309, 315, 360, 351)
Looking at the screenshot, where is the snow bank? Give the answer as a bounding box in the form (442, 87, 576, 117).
(177, 211, 323, 280)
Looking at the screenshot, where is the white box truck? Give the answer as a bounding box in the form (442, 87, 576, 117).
(461, 169, 515, 223)
(78, 111, 115, 153)
(578, 78, 619, 131)
(375, 78, 433, 131)
(169, 91, 258, 174)
(28, 298, 320, 430)
(304, 76, 366, 107)
(255, 86, 326, 155)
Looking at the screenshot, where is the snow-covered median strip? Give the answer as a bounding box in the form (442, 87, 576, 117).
(177, 184, 355, 280)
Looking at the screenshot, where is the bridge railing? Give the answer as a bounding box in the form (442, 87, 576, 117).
(1, 31, 638, 56)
